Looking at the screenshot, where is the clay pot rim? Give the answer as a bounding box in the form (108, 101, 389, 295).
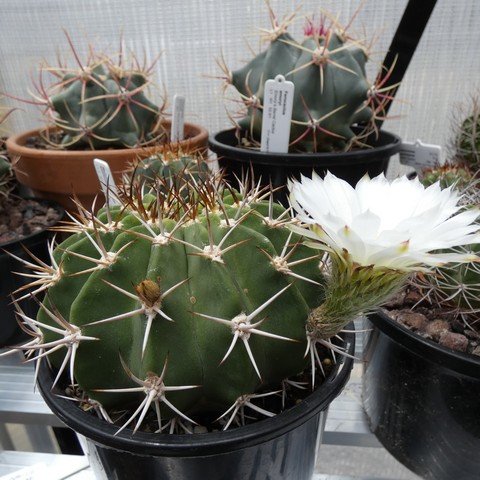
(6, 120, 209, 159)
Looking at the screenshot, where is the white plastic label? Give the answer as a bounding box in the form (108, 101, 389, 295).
(399, 139, 441, 170)
(260, 75, 294, 153)
(93, 158, 121, 206)
(171, 94, 185, 142)
(77, 434, 109, 480)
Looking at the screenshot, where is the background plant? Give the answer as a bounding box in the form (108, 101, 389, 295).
(127, 144, 211, 194)
(12, 33, 167, 150)
(217, 2, 398, 153)
(0, 108, 18, 211)
(453, 94, 480, 170)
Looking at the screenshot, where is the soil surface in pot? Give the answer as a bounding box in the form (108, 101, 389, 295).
(385, 286, 480, 356)
(0, 196, 63, 245)
(24, 129, 197, 151)
(54, 343, 338, 435)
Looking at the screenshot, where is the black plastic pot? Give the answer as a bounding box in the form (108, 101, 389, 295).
(38, 328, 354, 480)
(209, 128, 402, 204)
(0, 199, 64, 347)
(363, 310, 480, 480)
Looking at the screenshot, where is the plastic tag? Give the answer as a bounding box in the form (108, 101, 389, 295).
(93, 158, 121, 206)
(260, 75, 294, 153)
(171, 94, 185, 142)
(399, 139, 441, 169)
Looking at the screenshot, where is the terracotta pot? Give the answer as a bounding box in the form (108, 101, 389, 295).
(6, 121, 209, 211)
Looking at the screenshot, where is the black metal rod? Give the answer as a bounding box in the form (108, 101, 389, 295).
(376, 0, 438, 128)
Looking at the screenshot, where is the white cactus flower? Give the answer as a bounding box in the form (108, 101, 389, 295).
(289, 172, 480, 271)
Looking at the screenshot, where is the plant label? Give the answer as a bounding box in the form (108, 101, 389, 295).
(171, 94, 185, 142)
(399, 140, 442, 170)
(260, 75, 294, 153)
(93, 158, 121, 206)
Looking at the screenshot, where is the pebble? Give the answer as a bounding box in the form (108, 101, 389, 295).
(424, 319, 450, 341)
(397, 311, 428, 331)
(472, 346, 480, 356)
(465, 329, 480, 340)
(438, 331, 469, 352)
(404, 289, 423, 305)
(24, 205, 34, 220)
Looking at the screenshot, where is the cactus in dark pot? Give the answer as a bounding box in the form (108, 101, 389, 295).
(217, 3, 397, 152)
(9, 168, 479, 434)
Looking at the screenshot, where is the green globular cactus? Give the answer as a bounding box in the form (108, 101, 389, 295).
(16, 175, 331, 433)
(455, 97, 480, 170)
(27, 34, 166, 150)
(426, 243, 480, 324)
(220, 7, 391, 152)
(129, 146, 210, 190)
(421, 164, 473, 190)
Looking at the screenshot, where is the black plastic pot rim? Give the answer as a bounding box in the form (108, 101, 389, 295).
(209, 128, 402, 168)
(38, 328, 354, 457)
(369, 309, 480, 379)
(0, 197, 64, 250)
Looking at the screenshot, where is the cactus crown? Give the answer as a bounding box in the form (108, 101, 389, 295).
(21, 33, 167, 150)
(218, 2, 396, 153)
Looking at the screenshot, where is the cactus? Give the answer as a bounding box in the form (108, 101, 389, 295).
(421, 163, 473, 190)
(218, 4, 395, 153)
(14, 174, 335, 432)
(455, 96, 480, 169)
(421, 243, 480, 331)
(20, 33, 166, 150)
(419, 168, 480, 328)
(0, 110, 16, 209)
(129, 145, 210, 191)
(10, 169, 479, 433)
(0, 154, 13, 209)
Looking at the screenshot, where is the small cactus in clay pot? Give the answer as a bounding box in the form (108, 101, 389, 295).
(13, 33, 167, 150)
